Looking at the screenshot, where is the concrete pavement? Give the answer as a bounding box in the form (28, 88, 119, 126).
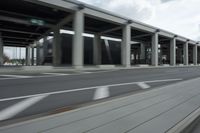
(1, 67, 200, 125)
(1, 75, 200, 133)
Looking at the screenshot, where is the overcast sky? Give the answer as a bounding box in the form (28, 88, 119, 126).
(79, 0, 200, 41)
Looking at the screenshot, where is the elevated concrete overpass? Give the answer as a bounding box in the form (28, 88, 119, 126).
(0, 0, 199, 68)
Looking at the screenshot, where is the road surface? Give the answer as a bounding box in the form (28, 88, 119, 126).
(0, 66, 200, 125)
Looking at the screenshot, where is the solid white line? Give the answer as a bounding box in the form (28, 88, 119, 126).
(0, 95, 48, 121)
(42, 73, 70, 76)
(0, 75, 32, 78)
(93, 86, 110, 100)
(0, 78, 182, 102)
(137, 82, 150, 89)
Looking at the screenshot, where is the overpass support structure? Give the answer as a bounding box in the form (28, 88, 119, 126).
(0, 0, 199, 68)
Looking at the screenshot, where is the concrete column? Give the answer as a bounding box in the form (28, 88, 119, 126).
(31, 46, 34, 66)
(183, 42, 188, 65)
(53, 29, 62, 66)
(93, 34, 101, 65)
(151, 32, 158, 66)
(26, 46, 31, 66)
(0, 33, 3, 65)
(140, 43, 145, 60)
(72, 10, 84, 68)
(36, 41, 40, 65)
(170, 38, 176, 66)
(121, 25, 131, 67)
(193, 44, 198, 65)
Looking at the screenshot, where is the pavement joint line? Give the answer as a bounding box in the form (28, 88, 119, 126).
(93, 86, 110, 100)
(0, 95, 49, 121)
(137, 82, 151, 89)
(0, 78, 182, 102)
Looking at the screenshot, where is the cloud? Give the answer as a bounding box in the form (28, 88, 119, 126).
(80, 0, 157, 21)
(79, 0, 200, 41)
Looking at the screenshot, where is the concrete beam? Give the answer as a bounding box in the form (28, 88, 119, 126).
(131, 23, 155, 33)
(4, 43, 27, 47)
(99, 26, 122, 35)
(170, 38, 176, 66)
(72, 10, 84, 68)
(0, 9, 56, 24)
(2, 36, 35, 41)
(151, 32, 158, 66)
(132, 34, 151, 39)
(159, 31, 174, 38)
(121, 24, 131, 67)
(0, 15, 53, 28)
(0, 28, 42, 35)
(176, 36, 187, 42)
(3, 40, 32, 44)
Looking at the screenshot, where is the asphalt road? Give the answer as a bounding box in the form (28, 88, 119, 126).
(1, 66, 200, 125)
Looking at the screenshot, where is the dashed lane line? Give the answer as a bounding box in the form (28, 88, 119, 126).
(0, 95, 49, 121)
(93, 86, 110, 100)
(42, 73, 70, 76)
(0, 78, 182, 102)
(137, 82, 151, 89)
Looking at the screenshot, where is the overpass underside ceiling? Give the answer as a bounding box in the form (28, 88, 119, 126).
(131, 29, 152, 43)
(176, 40, 185, 45)
(159, 35, 171, 45)
(63, 16, 122, 38)
(0, 0, 70, 47)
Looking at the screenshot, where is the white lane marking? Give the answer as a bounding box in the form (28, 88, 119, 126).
(93, 86, 109, 100)
(0, 95, 48, 121)
(0, 70, 119, 80)
(80, 71, 92, 74)
(42, 73, 70, 76)
(0, 78, 182, 102)
(137, 82, 150, 89)
(0, 75, 32, 78)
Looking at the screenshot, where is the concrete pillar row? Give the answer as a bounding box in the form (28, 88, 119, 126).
(170, 38, 176, 66)
(193, 44, 198, 65)
(121, 24, 131, 67)
(53, 29, 62, 66)
(151, 32, 159, 66)
(26, 46, 31, 66)
(0, 33, 3, 65)
(183, 42, 188, 65)
(72, 10, 84, 68)
(93, 34, 101, 65)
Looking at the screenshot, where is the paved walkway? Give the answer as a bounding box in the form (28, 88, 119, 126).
(1, 77, 200, 133)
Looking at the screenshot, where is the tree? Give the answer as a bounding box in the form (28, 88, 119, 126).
(3, 53, 10, 63)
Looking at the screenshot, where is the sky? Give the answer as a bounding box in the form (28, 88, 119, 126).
(79, 0, 200, 41)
